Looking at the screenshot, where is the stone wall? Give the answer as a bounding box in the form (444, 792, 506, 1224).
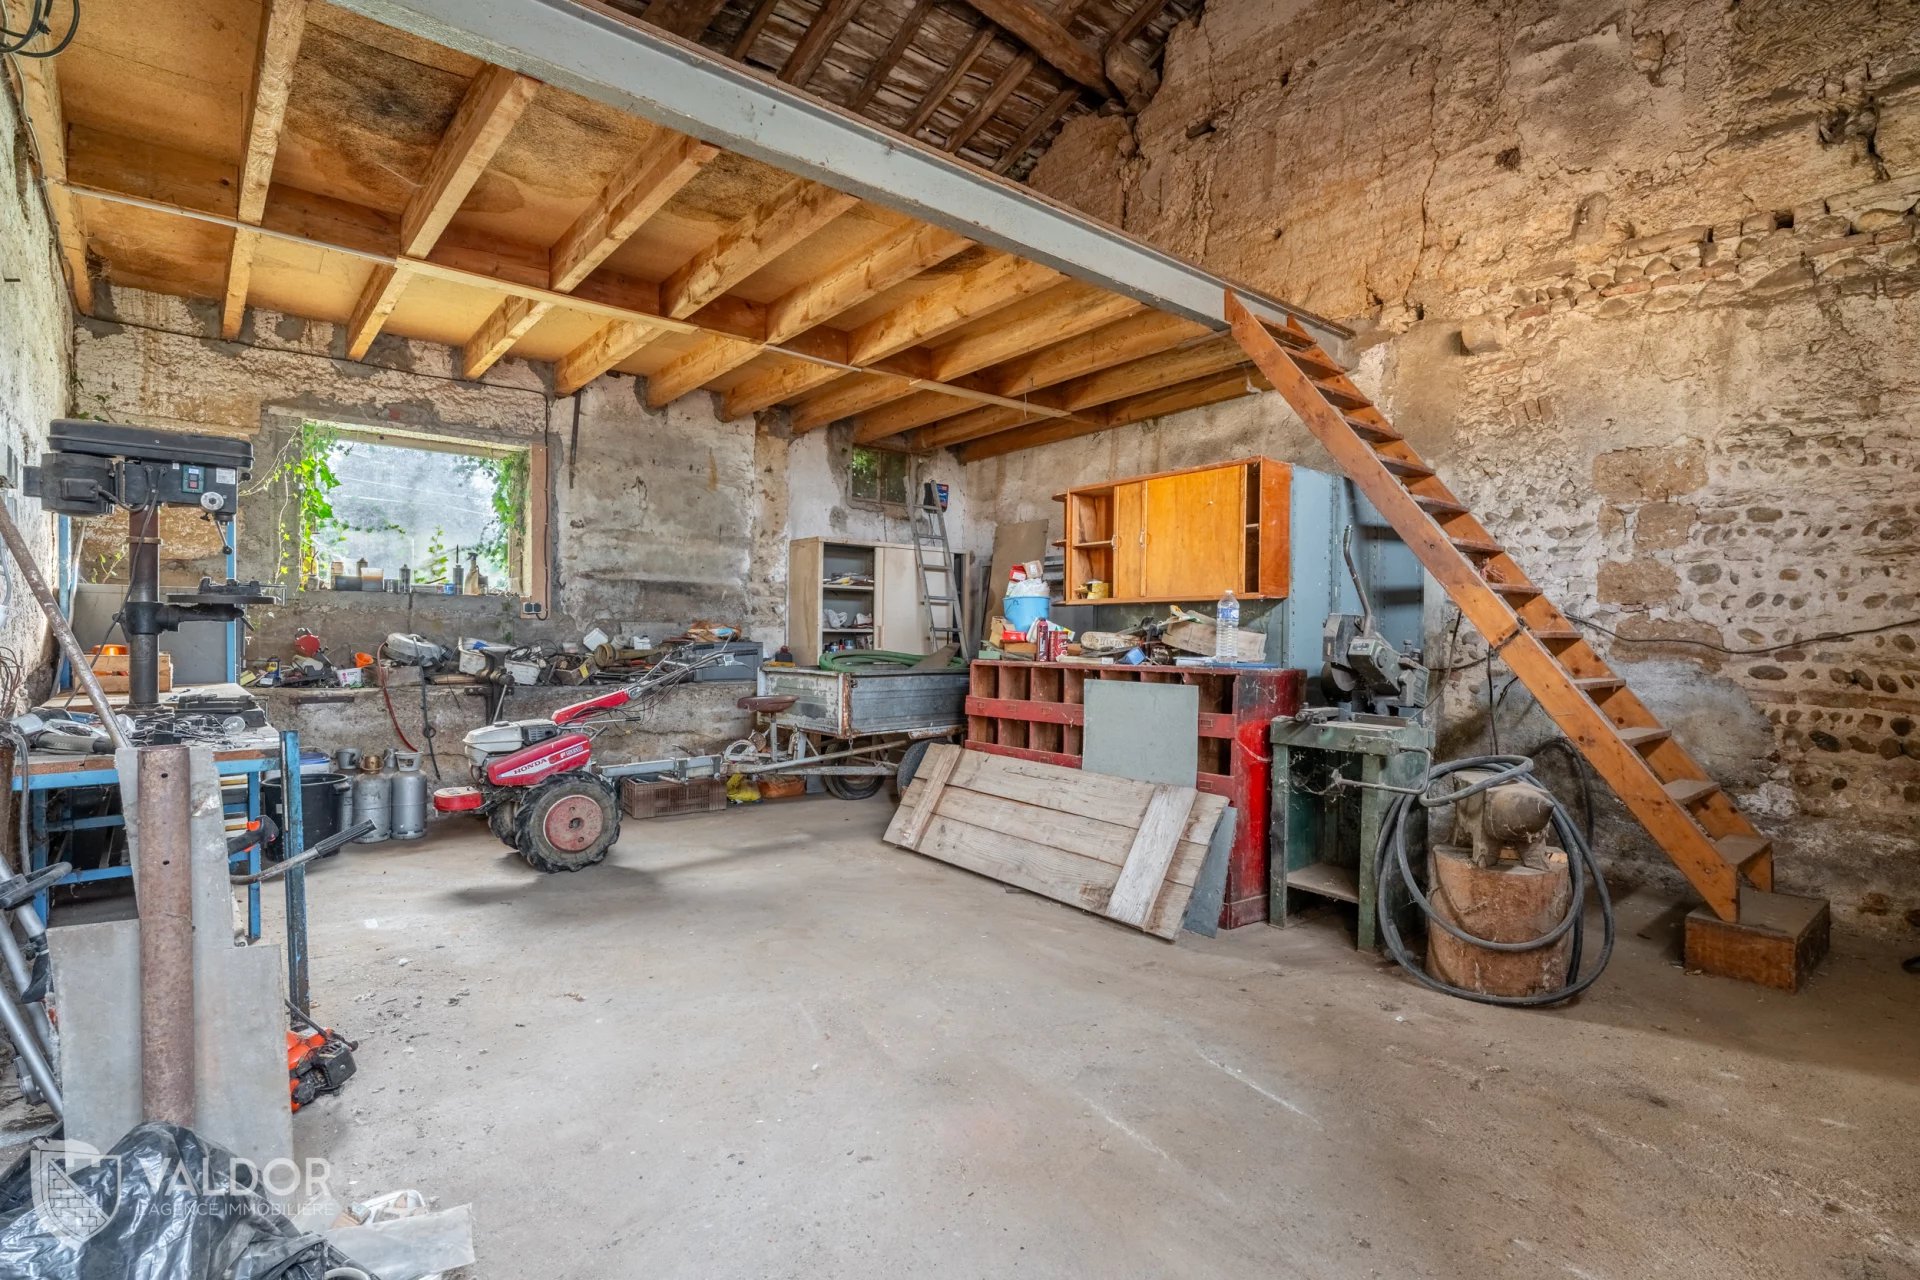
(69, 286, 989, 664)
(996, 0, 1920, 917)
(0, 85, 76, 690)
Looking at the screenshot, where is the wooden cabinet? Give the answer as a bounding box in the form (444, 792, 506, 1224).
(788, 538, 970, 665)
(1059, 457, 1291, 605)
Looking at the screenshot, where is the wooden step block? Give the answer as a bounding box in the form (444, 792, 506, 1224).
(1289, 347, 1345, 378)
(1617, 725, 1671, 749)
(1344, 415, 1400, 442)
(1572, 676, 1624, 693)
(1528, 625, 1583, 642)
(1488, 581, 1542, 600)
(1413, 494, 1469, 515)
(1377, 456, 1435, 480)
(1663, 777, 1719, 806)
(1309, 379, 1372, 410)
(1258, 318, 1311, 349)
(1684, 888, 1829, 991)
(1715, 833, 1771, 872)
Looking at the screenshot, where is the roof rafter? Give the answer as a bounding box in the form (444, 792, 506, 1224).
(959, 365, 1270, 462)
(953, 0, 1110, 96)
(346, 63, 539, 358)
(848, 0, 931, 111)
(222, 0, 309, 339)
(779, 0, 866, 87)
(642, 0, 730, 39)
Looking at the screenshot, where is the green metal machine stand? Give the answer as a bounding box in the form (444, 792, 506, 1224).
(1270, 714, 1433, 949)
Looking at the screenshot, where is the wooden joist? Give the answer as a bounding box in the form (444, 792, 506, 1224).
(904, 24, 997, 135)
(958, 365, 1270, 461)
(223, 0, 309, 339)
(886, 746, 1226, 939)
(954, 0, 1111, 96)
(993, 84, 1079, 174)
(929, 283, 1142, 382)
(662, 177, 859, 319)
(779, 0, 866, 86)
(849, 0, 932, 110)
(555, 319, 667, 397)
(848, 255, 1060, 365)
(467, 129, 716, 379)
(347, 64, 539, 358)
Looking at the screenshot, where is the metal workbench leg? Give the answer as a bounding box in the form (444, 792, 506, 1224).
(278, 731, 309, 1013)
(246, 771, 262, 941)
(30, 791, 49, 925)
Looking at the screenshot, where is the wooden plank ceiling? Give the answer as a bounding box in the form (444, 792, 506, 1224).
(627, 0, 1197, 178)
(11, 0, 1273, 459)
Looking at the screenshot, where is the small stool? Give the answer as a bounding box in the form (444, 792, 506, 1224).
(736, 695, 796, 715)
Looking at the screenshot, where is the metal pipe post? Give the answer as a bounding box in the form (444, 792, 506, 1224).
(135, 746, 196, 1128)
(0, 488, 127, 747)
(278, 730, 309, 1014)
(125, 504, 163, 711)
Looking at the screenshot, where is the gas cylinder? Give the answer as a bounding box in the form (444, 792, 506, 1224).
(351, 753, 391, 844)
(389, 751, 428, 841)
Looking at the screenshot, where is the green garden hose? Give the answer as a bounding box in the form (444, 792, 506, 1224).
(816, 650, 967, 672)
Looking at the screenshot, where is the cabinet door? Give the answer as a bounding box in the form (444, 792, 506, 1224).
(1142, 467, 1244, 599)
(1110, 481, 1147, 599)
(875, 546, 928, 653)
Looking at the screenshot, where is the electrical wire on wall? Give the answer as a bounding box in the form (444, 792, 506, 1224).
(1, 0, 79, 57)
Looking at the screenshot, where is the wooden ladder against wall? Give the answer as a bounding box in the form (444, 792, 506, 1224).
(1225, 292, 1769, 924)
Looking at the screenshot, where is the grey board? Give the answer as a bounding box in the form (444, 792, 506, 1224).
(1181, 809, 1238, 938)
(1082, 681, 1199, 787)
(53, 747, 293, 1182)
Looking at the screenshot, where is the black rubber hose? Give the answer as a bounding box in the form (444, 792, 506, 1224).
(1374, 754, 1616, 1007)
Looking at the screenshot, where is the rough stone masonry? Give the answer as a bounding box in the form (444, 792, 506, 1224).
(979, 0, 1920, 921)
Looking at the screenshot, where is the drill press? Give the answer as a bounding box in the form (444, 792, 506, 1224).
(27, 421, 275, 713)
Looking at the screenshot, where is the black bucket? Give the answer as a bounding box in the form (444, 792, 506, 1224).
(262, 771, 351, 858)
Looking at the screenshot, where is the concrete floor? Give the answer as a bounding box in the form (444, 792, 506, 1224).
(7, 797, 1917, 1277)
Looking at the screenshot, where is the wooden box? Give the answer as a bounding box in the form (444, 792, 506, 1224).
(619, 777, 728, 819)
(89, 652, 172, 694)
(1684, 888, 1830, 991)
(1056, 457, 1291, 605)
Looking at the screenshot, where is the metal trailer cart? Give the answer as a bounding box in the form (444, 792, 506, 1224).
(613, 665, 970, 800)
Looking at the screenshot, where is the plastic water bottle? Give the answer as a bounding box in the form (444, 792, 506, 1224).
(1214, 589, 1240, 661)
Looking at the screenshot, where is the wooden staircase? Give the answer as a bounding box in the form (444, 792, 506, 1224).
(1225, 293, 1770, 923)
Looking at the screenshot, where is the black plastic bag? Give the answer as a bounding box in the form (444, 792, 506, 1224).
(0, 1122, 366, 1278)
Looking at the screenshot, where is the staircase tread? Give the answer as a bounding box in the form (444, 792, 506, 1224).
(1618, 725, 1672, 747)
(1716, 833, 1771, 867)
(1488, 581, 1542, 597)
(1450, 535, 1504, 555)
(1572, 675, 1625, 689)
(1664, 777, 1720, 804)
(1345, 415, 1401, 441)
(1378, 456, 1435, 479)
(1414, 494, 1470, 514)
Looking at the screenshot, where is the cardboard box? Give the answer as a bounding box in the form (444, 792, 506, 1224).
(90, 652, 172, 693)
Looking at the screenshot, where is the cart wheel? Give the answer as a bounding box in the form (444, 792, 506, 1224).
(824, 773, 885, 801)
(513, 775, 620, 873)
(891, 740, 934, 800)
(487, 800, 519, 847)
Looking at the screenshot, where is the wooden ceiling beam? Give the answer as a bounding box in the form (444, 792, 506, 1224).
(347, 63, 539, 358)
(222, 0, 309, 339)
(953, 0, 1110, 96)
(642, 0, 731, 39)
(466, 128, 716, 379)
(848, 0, 932, 111)
(943, 0, 1090, 156)
(767, 217, 970, 344)
(649, 215, 969, 407)
(3, 0, 93, 312)
(555, 319, 671, 396)
(958, 366, 1269, 462)
(904, 24, 997, 136)
(992, 83, 1078, 174)
(780, 0, 867, 87)
(928, 282, 1141, 381)
(730, 0, 781, 58)
(661, 177, 860, 319)
(790, 372, 926, 433)
(846, 254, 1060, 366)
(917, 336, 1248, 448)
(992, 308, 1208, 396)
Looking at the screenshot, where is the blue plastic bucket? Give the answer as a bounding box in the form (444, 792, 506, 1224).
(1002, 593, 1050, 634)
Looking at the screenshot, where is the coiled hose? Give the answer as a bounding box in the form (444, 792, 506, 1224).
(1374, 754, 1615, 1007)
(816, 650, 966, 672)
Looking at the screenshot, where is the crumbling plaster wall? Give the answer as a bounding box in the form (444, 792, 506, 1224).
(994, 0, 1920, 914)
(0, 85, 75, 686)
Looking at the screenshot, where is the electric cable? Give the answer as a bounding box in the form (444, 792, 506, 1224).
(0, 0, 78, 57)
(1373, 754, 1616, 1007)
